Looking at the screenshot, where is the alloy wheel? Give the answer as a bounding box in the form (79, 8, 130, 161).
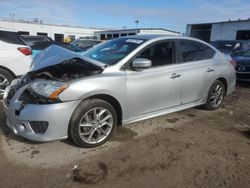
(209, 84, 224, 108)
(78, 107, 113, 144)
(0, 74, 9, 97)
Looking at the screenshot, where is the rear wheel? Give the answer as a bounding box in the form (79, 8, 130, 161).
(69, 99, 117, 148)
(0, 69, 14, 99)
(204, 80, 225, 110)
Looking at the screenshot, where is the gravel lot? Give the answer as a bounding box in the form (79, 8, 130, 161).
(0, 84, 250, 188)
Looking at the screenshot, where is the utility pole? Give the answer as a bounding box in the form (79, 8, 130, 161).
(135, 20, 139, 28)
(9, 13, 15, 21)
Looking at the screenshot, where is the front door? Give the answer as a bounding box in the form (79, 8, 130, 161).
(125, 41, 182, 118)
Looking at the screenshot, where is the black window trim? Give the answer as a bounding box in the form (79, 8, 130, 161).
(123, 39, 178, 71)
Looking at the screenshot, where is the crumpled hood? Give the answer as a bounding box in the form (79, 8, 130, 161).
(30, 45, 105, 72)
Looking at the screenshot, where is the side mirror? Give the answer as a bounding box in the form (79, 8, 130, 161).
(132, 58, 152, 69)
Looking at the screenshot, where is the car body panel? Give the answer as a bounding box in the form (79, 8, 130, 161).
(3, 35, 236, 142)
(3, 83, 81, 141)
(232, 54, 250, 82)
(0, 40, 32, 76)
(30, 45, 105, 71)
(125, 65, 182, 117)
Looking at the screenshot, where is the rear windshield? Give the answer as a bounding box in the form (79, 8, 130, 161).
(30, 41, 54, 50)
(21, 36, 52, 46)
(0, 30, 25, 45)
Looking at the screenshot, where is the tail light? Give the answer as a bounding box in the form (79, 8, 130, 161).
(17, 47, 32, 56)
(229, 60, 236, 68)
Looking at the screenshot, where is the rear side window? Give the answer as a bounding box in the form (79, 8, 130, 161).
(137, 41, 175, 67)
(0, 30, 25, 45)
(179, 40, 215, 63)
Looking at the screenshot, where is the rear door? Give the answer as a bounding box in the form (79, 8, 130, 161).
(177, 39, 216, 104)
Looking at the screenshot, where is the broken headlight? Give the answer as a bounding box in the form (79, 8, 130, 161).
(30, 80, 68, 100)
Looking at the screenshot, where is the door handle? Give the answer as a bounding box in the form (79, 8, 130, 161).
(207, 68, 215, 73)
(170, 73, 181, 79)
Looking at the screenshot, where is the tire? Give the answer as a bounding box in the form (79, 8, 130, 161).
(203, 80, 225, 110)
(0, 69, 15, 99)
(69, 99, 117, 148)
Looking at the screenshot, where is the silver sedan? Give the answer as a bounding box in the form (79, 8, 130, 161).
(3, 35, 236, 147)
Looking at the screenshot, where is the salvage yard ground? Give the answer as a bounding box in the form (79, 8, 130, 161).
(0, 84, 250, 188)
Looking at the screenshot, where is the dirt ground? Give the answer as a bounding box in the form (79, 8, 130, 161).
(0, 83, 250, 188)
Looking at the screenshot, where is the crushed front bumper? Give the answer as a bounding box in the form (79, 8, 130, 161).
(3, 81, 81, 142)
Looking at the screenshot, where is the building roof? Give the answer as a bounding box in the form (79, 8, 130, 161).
(95, 28, 180, 34)
(0, 19, 108, 30)
(187, 18, 250, 26)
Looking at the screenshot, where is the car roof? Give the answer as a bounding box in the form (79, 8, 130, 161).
(121, 34, 183, 40)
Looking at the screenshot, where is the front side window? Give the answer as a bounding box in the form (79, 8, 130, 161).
(180, 40, 215, 63)
(137, 41, 175, 67)
(85, 38, 146, 65)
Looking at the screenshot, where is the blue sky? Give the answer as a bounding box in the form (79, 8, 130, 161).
(0, 0, 249, 32)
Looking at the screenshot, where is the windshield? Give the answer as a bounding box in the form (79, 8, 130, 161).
(211, 41, 237, 51)
(84, 38, 146, 65)
(242, 50, 250, 57)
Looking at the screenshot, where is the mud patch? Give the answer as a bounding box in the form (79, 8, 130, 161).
(164, 127, 181, 133)
(187, 114, 196, 118)
(117, 153, 181, 178)
(30, 150, 40, 158)
(72, 162, 108, 184)
(240, 130, 250, 139)
(111, 127, 138, 142)
(166, 118, 179, 123)
(18, 148, 30, 154)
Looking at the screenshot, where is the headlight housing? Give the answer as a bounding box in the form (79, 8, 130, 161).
(30, 80, 68, 100)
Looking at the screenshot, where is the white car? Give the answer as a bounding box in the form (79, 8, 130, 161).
(0, 29, 33, 97)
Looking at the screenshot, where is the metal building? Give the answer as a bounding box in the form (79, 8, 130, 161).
(95, 28, 181, 40)
(186, 19, 250, 42)
(0, 19, 105, 42)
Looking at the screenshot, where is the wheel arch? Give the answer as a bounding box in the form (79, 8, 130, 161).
(216, 77, 228, 95)
(86, 94, 123, 126)
(0, 65, 16, 78)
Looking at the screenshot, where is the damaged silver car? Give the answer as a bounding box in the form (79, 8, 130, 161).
(3, 35, 236, 148)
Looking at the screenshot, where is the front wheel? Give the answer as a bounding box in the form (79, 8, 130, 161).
(204, 80, 225, 110)
(69, 99, 117, 148)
